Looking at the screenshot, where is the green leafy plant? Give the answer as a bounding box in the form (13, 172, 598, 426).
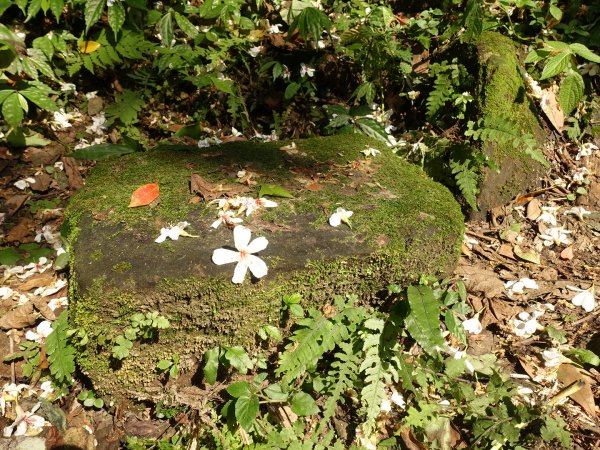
(156, 353, 180, 379)
(111, 312, 170, 360)
(77, 389, 104, 409)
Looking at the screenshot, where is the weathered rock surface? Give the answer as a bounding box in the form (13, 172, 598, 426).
(474, 31, 549, 216)
(66, 134, 464, 400)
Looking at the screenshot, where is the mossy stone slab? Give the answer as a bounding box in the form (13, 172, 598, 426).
(66, 134, 463, 401)
(474, 31, 548, 216)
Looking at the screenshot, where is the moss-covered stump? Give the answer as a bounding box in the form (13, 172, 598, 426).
(474, 31, 548, 216)
(66, 134, 463, 401)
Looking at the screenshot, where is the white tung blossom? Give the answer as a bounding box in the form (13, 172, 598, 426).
(212, 226, 269, 284)
(329, 207, 353, 228)
(361, 147, 381, 157)
(575, 142, 598, 160)
(504, 278, 539, 296)
(567, 285, 596, 312)
(3, 403, 47, 437)
(564, 206, 591, 221)
(538, 226, 572, 247)
(155, 222, 197, 243)
(300, 63, 315, 77)
(248, 46, 263, 57)
(211, 210, 243, 229)
(512, 311, 541, 337)
(462, 315, 483, 335)
(25, 321, 53, 343)
(542, 348, 562, 368)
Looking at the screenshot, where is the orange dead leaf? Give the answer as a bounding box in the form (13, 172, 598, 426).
(128, 183, 160, 208)
(560, 246, 574, 260)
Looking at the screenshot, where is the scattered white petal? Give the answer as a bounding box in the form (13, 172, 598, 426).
(211, 210, 243, 229)
(300, 63, 315, 77)
(14, 178, 36, 190)
(538, 226, 572, 247)
(390, 390, 405, 408)
(0, 287, 14, 300)
(505, 278, 539, 296)
(570, 167, 589, 184)
(542, 348, 562, 368)
(462, 316, 483, 335)
(568, 285, 596, 312)
(380, 398, 392, 413)
(25, 321, 53, 343)
(361, 147, 381, 157)
(575, 142, 598, 160)
(564, 206, 591, 221)
(155, 222, 196, 243)
(249, 45, 263, 57)
(512, 312, 540, 337)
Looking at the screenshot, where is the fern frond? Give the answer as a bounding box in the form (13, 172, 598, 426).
(450, 159, 479, 209)
(426, 74, 453, 118)
(46, 311, 76, 387)
(105, 90, 145, 126)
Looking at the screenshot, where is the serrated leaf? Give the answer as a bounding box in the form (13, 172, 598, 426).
(540, 52, 572, 79)
(174, 11, 198, 39)
(463, 0, 483, 43)
(569, 43, 600, 63)
(235, 394, 259, 431)
(258, 184, 293, 198)
(549, 5, 562, 21)
(46, 311, 75, 385)
(405, 285, 444, 354)
(70, 143, 135, 160)
(158, 11, 174, 47)
(2, 92, 24, 127)
(227, 381, 251, 398)
(291, 392, 319, 416)
(108, 1, 126, 36)
(224, 346, 253, 374)
(85, 0, 107, 32)
(559, 71, 584, 116)
(49, 0, 64, 21)
(264, 383, 288, 401)
(355, 118, 391, 145)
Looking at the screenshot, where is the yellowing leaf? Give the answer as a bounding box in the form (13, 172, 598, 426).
(513, 245, 541, 265)
(79, 40, 101, 53)
(128, 183, 160, 208)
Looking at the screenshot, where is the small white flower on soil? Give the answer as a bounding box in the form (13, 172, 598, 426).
(361, 147, 381, 157)
(52, 109, 73, 130)
(300, 63, 315, 77)
(462, 316, 483, 335)
(47, 297, 68, 311)
(212, 226, 269, 284)
(567, 285, 596, 312)
(390, 390, 405, 408)
(3, 403, 47, 437)
(504, 278, 539, 296)
(1, 383, 28, 416)
(0, 287, 14, 300)
(38, 381, 54, 399)
(538, 226, 572, 247)
(155, 222, 196, 243)
(542, 348, 562, 368)
(35, 278, 67, 297)
(244, 197, 278, 216)
(564, 206, 591, 221)
(380, 398, 392, 413)
(575, 142, 599, 160)
(25, 321, 53, 343)
(282, 65, 291, 80)
(329, 207, 353, 228)
(86, 113, 107, 135)
(268, 24, 281, 33)
(536, 206, 559, 226)
(512, 312, 540, 337)
(248, 46, 263, 57)
(570, 167, 589, 184)
(211, 210, 243, 229)
(197, 136, 222, 148)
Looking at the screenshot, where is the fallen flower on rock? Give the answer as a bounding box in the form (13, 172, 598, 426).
(3, 403, 47, 437)
(155, 222, 197, 243)
(212, 226, 269, 284)
(329, 207, 353, 228)
(211, 210, 243, 229)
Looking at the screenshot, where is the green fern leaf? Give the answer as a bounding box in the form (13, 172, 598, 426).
(405, 285, 444, 354)
(450, 159, 479, 209)
(359, 318, 387, 436)
(105, 90, 145, 126)
(46, 311, 76, 386)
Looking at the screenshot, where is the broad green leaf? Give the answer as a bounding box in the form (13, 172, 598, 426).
(25, 0, 42, 21)
(174, 124, 203, 139)
(156, 360, 172, 371)
(559, 71, 584, 116)
(158, 11, 174, 48)
(258, 184, 294, 198)
(524, 49, 550, 64)
(444, 310, 466, 345)
(0, 42, 16, 69)
(19, 243, 53, 262)
(224, 346, 253, 374)
(565, 349, 599, 366)
(291, 392, 319, 416)
(405, 285, 444, 354)
(546, 326, 567, 344)
(49, 0, 64, 21)
(2, 92, 24, 127)
(0, 89, 14, 104)
(284, 82, 300, 100)
(108, 1, 126, 36)
(226, 381, 251, 398)
(549, 5, 562, 21)
(17, 93, 28, 113)
(6, 128, 51, 147)
(264, 383, 288, 401)
(540, 52, 572, 79)
(21, 86, 58, 111)
(69, 143, 135, 160)
(544, 41, 570, 51)
(174, 11, 198, 39)
(352, 82, 375, 104)
(85, 0, 107, 32)
(0, 247, 21, 265)
(235, 394, 259, 431)
(513, 245, 541, 264)
(355, 118, 390, 145)
(289, 7, 331, 43)
(463, 0, 483, 43)
(569, 43, 600, 63)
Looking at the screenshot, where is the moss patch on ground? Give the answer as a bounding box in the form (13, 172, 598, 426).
(474, 31, 548, 216)
(66, 133, 464, 401)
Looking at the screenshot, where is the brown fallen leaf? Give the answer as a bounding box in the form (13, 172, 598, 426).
(526, 198, 541, 221)
(22, 146, 61, 165)
(305, 182, 324, 191)
(6, 216, 34, 243)
(190, 173, 221, 201)
(0, 303, 35, 330)
(30, 172, 53, 192)
(62, 157, 85, 190)
(455, 266, 505, 298)
(560, 246, 574, 260)
(399, 427, 428, 450)
(5, 194, 29, 216)
(17, 273, 55, 291)
(32, 296, 56, 321)
(556, 364, 597, 418)
(513, 245, 541, 265)
(540, 85, 564, 132)
(498, 243, 516, 259)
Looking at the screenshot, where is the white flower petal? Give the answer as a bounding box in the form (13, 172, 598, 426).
(212, 249, 240, 265)
(232, 261, 249, 284)
(328, 213, 341, 227)
(247, 255, 268, 279)
(246, 236, 269, 254)
(462, 317, 482, 335)
(233, 226, 252, 250)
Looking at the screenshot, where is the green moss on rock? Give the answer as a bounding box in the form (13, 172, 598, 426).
(66, 134, 464, 401)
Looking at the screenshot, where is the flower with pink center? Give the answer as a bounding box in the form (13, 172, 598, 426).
(212, 226, 269, 284)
